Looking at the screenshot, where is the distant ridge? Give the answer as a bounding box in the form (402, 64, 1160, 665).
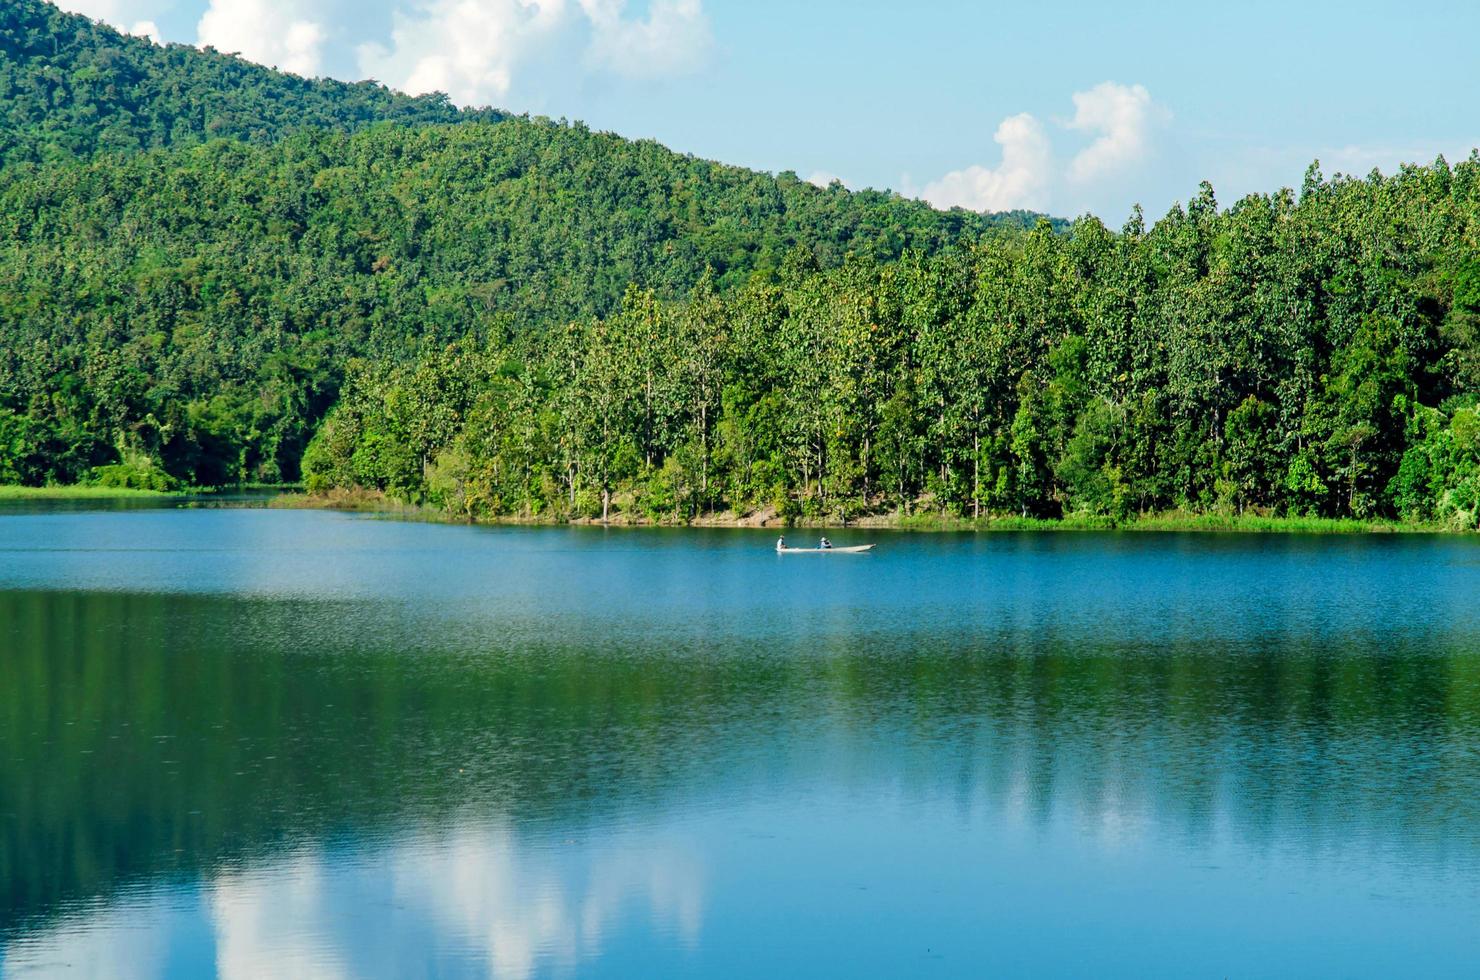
(0, 0, 502, 166)
(0, 0, 1060, 233)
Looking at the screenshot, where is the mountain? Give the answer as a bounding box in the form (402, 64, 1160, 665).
(7, 3, 1476, 532)
(0, 1, 1052, 488)
(0, 0, 499, 166)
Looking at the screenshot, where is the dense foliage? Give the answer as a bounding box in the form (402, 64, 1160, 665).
(0, 0, 498, 166)
(0, 2, 1048, 488)
(0, 123, 1038, 488)
(306, 163, 1480, 526)
(12, 588, 1477, 934)
(2, 2, 1476, 525)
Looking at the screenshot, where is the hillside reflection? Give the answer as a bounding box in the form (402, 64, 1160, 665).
(5, 586, 1480, 968)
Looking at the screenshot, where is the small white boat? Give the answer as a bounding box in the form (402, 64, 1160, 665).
(776, 544, 875, 554)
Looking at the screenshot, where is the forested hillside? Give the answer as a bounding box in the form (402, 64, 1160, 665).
(3, 2, 1476, 525)
(0, 2, 1041, 489)
(306, 165, 1480, 527)
(0, 0, 495, 166)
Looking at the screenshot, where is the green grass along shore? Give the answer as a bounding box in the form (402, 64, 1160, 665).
(2, 484, 1467, 533)
(265, 489, 1467, 535)
(0, 485, 179, 500)
(0, 484, 292, 501)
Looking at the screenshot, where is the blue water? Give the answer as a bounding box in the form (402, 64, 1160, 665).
(2, 506, 1479, 977)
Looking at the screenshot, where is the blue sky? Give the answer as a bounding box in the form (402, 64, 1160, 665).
(59, 0, 1480, 221)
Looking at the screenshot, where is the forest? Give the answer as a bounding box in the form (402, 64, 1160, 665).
(1, 1, 1478, 525)
(304, 167, 1480, 527)
(0, 2, 1045, 491)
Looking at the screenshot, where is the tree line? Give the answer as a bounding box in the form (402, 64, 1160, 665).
(305, 162, 1480, 526)
(0, 1, 1055, 494)
(3, 0, 1477, 525)
(0, 121, 1036, 488)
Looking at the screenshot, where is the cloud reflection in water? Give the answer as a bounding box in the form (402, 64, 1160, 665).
(6, 819, 703, 980)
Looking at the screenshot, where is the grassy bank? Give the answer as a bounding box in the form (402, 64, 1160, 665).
(268, 491, 1466, 534)
(268, 487, 440, 518)
(887, 510, 1445, 534)
(0, 484, 180, 501)
(0, 484, 302, 503)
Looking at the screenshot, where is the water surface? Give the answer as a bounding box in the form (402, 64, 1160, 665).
(2, 506, 1479, 977)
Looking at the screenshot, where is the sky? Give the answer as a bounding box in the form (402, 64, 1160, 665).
(56, 0, 1480, 222)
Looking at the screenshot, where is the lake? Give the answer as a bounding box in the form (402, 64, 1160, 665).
(2, 504, 1479, 977)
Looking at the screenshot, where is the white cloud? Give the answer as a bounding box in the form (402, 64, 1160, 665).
(359, 0, 573, 105)
(917, 112, 1052, 212)
(806, 170, 844, 189)
(197, 0, 328, 77)
(359, 0, 711, 107)
(580, 0, 712, 79)
(1066, 81, 1164, 183)
(62, 0, 711, 108)
(912, 82, 1165, 214)
(55, 0, 163, 23)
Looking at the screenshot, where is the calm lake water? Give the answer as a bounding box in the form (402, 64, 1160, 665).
(3, 505, 1480, 977)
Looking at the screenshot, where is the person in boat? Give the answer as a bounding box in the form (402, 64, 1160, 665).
(776, 535, 786, 552)
(820, 537, 832, 550)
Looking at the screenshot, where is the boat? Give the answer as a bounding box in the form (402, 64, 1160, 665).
(776, 544, 875, 554)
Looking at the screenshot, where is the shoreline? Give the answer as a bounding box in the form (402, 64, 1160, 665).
(3, 484, 1467, 534)
(0, 484, 296, 502)
(0, 485, 181, 500)
(265, 490, 1468, 535)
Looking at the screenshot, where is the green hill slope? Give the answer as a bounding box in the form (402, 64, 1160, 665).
(0, 3, 1055, 488)
(0, 0, 499, 165)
